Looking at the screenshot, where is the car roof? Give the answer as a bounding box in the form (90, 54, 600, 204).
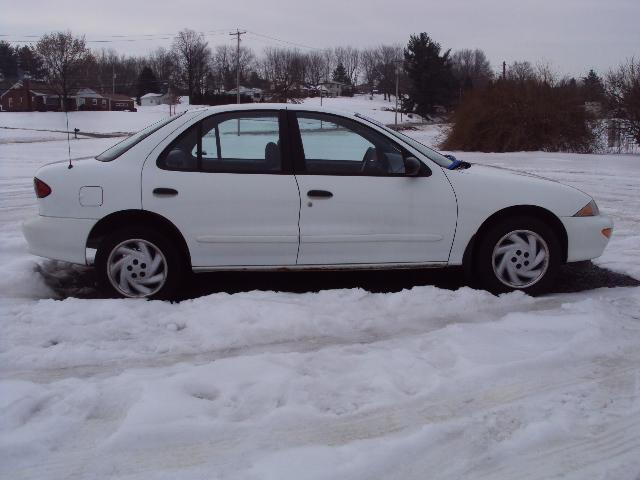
(184, 103, 362, 121)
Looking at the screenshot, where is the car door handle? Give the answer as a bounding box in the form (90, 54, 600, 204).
(153, 187, 178, 197)
(307, 190, 333, 198)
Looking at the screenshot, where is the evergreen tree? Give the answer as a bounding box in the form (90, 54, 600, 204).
(136, 66, 159, 104)
(582, 69, 605, 103)
(403, 33, 456, 116)
(332, 62, 350, 84)
(0, 41, 18, 80)
(16, 45, 45, 79)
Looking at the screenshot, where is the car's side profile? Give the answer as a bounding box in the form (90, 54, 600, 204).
(23, 104, 613, 298)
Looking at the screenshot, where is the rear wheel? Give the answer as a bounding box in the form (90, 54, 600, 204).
(96, 227, 184, 299)
(476, 216, 561, 295)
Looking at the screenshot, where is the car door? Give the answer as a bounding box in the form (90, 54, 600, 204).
(291, 111, 457, 266)
(142, 110, 301, 268)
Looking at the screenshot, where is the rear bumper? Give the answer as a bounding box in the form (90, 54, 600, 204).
(22, 215, 96, 265)
(561, 214, 613, 262)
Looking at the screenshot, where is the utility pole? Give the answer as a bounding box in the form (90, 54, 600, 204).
(112, 65, 116, 94)
(502, 61, 506, 80)
(229, 29, 247, 104)
(394, 60, 402, 126)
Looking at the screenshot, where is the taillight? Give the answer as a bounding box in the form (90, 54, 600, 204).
(34, 177, 51, 198)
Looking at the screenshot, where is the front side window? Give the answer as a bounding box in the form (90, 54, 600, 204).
(158, 111, 282, 174)
(355, 113, 454, 168)
(295, 112, 407, 176)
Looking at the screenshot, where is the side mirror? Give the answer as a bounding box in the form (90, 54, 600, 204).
(404, 156, 422, 176)
(165, 148, 196, 170)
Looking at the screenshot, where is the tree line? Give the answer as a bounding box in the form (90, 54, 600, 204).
(0, 30, 491, 107)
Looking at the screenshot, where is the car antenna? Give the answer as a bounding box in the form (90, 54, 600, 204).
(65, 108, 73, 169)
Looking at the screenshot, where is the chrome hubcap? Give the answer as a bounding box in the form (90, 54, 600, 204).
(492, 230, 549, 288)
(107, 239, 167, 298)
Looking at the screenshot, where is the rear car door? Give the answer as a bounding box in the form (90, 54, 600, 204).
(142, 110, 301, 268)
(291, 111, 457, 266)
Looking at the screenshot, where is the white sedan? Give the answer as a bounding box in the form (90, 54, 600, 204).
(23, 104, 613, 299)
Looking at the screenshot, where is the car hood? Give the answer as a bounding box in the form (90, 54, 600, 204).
(443, 163, 592, 218)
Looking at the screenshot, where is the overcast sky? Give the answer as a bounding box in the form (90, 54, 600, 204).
(1, 0, 638, 77)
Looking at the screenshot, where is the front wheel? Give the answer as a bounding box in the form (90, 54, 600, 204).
(96, 228, 184, 299)
(476, 217, 561, 295)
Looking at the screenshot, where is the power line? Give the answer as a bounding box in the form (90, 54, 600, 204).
(0, 29, 236, 44)
(246, 31, 321, 50)
(0, 29, 322, 50)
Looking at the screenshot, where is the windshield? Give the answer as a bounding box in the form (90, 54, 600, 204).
(355, 113, 454, 168)
(96, 113, 185, 162)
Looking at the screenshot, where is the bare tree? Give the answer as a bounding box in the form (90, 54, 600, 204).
(172, 29, 211, 100)
(376, 44, 403, 101)
(450, 49, 493, 90)
(507, 61, 536, 82)
(304, 50, 327, 86)
(361, 48, 380, 93)
(606, 58, 640, 144)
(212, 45, 233, 91)
(35, 31, 91, 110)
(322, 48, 335, 85)
(148, 47, 177, 85)
(334, 46, 360, 85)
(261, 47, 305, 101)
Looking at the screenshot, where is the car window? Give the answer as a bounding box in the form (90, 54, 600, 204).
(157, 111, 282, 174)
(355, 113, 454, 168)
(201, 113, 281, 173)
(97, 113, 184, 162)
(295, 112, 406, 176)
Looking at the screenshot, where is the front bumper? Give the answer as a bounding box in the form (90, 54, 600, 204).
(22, 215, 96, 265)
(561, 214, 613, 262)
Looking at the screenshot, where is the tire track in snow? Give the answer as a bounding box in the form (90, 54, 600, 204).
(2, 294, 567, 383)
(5, 345, 638, 480)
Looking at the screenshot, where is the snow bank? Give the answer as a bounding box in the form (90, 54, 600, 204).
(1, 287, 639, 479)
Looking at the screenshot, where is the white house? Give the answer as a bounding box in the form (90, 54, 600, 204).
(226, 86, 264, 102)
(319, 81, 347, 97)
(140, 92, 171, 106)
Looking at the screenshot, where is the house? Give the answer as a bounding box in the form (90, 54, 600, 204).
(103, 93, 136, 111)
(0, 81, 139, 112)
(226, 86, 264, 102)
(74, 88, 109, 111)
(0, 80, 76, 112)
(140, 92, 172, 106)
(319, 81, 347, 97)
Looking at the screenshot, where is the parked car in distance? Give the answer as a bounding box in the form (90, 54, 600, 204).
(23, 104, 613, 299)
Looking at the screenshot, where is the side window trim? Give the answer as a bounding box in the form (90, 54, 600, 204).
(289, 110, 430, 177)
(157, 109, 291, 175)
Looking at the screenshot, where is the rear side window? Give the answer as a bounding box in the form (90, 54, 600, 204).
(158, 111, 282, 174)
(96, 113, 184, 162)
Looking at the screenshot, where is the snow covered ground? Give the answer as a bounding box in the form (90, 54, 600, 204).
(1, 109, 640, 479)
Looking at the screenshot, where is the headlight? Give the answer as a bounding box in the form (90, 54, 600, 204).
(574, 199, 599, 217)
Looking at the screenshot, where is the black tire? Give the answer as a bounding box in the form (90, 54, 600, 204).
(95, 227, 185, 300)
(475, 216, 561, 295)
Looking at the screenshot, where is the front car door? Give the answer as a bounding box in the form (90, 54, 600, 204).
(142, 110, 301, 268)
(291, 111, 457, 266)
